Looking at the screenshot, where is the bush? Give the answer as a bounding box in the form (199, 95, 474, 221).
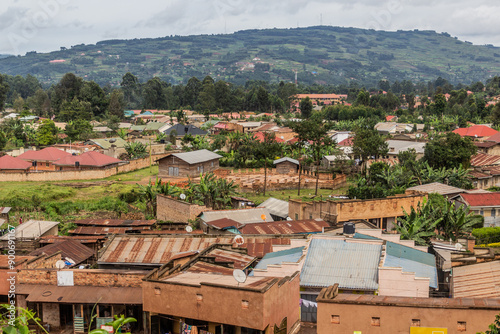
(472, 227, 500, 245)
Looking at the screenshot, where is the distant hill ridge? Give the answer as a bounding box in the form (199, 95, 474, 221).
(1, 26, 499, 87)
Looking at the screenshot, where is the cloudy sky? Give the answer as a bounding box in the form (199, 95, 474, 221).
(1, 0, 499, 55)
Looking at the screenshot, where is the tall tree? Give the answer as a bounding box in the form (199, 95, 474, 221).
(36, 119, 58, 146)
(299, 97, 313, 119)
(352, 126, 388, 166)
(108, 90, 125, 118)
(0, 74, 9, 111)
(423, 132, 477, 169)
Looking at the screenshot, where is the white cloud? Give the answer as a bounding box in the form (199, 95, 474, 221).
(1, 0, 500, 54)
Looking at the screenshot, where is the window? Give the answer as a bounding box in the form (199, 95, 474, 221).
(241, 300, 249, 309)
(480, 210, 484, 216)
(411, 319, 420, 327)
(211, 161, 214, 167)
(197, 166, 200, 171)
(46, 163, 49, 167)
(493, 209, 496, 218)
(196, 294, 203, 302)
(331, 315, 340, 324)
(154, 288, 161, 295)
(295, 213, 299, 220)
(309, 214, 313, 219)
(371, 317, 380, 327)
(457, 321, 466, 331)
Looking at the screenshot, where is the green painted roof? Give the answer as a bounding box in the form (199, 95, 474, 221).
(145, 122, 165, 131)
(88, 137, 128, 149)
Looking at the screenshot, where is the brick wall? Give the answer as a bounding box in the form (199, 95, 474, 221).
(157, 194, 207, 223)
(18, 269, 145, 287)
(0, 155, 166, 182)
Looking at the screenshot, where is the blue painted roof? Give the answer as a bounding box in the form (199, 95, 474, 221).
(354, 232, 380, 240)
(384, 242, 438, 289)
(252, 247, 304, 274)
(300, 238, 382, 290)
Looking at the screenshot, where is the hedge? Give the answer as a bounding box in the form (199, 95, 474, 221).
(472, 227, 500, 245)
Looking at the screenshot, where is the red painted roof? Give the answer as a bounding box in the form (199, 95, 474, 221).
(18, 147, 71, 162)
(338, 137, 353, 147)
(460, 193, 500, 207)
(253, 132, 285, 143)
(487, 131, 500, 143)
(0, 155, 31, 170)
(386, 115, 397, 121)
(53, 151, 122, 167)
(453, 125, 498, 138)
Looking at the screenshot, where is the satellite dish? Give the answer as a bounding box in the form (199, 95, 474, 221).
(185, 226, 193, 233)
(260, 214, 266, 221)
(180, 193, 186, 200)
(234, 235, 245, 246)
(55, 260, 66, 270)
(281, 136, 284, 140)
(455, 243, 463, 251)
(286, 217, 293, 221)
(233, 269, 247, 284)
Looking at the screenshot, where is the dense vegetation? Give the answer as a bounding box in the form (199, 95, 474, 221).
(2, 26, 500, 87)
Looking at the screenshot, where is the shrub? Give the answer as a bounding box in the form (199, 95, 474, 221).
(472, 227, 500, 245)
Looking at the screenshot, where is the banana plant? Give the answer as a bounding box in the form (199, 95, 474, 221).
(90, 315, 137, 334)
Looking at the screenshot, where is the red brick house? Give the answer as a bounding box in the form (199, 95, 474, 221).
(0, 155, 31, 172)
(17, 147, 71, 171)
(53, 151, 123, 170)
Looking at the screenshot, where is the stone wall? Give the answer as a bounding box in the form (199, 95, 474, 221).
(157, 194, 207, 223)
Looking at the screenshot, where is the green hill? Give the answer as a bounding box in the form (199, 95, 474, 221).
(1, 26, 499, 87)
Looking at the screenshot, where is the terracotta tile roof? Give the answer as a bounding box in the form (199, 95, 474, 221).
(0, 155, 31, 170)
(453, 125, 498, 138)
(53, 151, 122, 167)
(470, 153, 500, 167)
(459, 193, 500, 207)
(253, 132, 285, 143)
(18, 147, 71, 162)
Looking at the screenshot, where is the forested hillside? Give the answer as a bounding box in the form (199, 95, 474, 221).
(1, 26, 500, 87)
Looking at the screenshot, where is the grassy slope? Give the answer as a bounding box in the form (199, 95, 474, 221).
(1, 26, 499, 86)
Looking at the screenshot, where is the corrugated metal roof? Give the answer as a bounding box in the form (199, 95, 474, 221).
(453, 261, 500, 298)
(239, 219, 329, 235)
(273, 157, 299, 165)
(205, 218, 241, 230)
(29, 240, 94, 265)
(69, 226, 149, 235)
(257, 197, 289, 219)
(98, 236, 291, 264)
(386, 242, 436, 266)
(20, 285, 142, 304)
(188, 262, 235, 275)
(319, 293, 500, 309)
(471, 153, 500, 167)
(0, 207, 11, 214)
(160, 149, 222, 165)
(74, 219, 156, 227)
(86, 137, 127, 149)
(39, 235, 105, 244)
(384, 255, 437, 288)
(459, 192, 500, 207)
(252, 246, 304, 271)
(203, 248, 255, 270)
(200, 208, 273, 224)
(0, 220, 59, 241)
(406, 182, 465, 195)
(387, 140, 425, 154)
(162, 272, 275, 290)
(300, 238, 382, 290)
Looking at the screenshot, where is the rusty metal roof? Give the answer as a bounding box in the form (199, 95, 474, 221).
(74, 219, 156, 227)
(203, 248, 255, 270)
(453, 261, 500, 298)
(29, 240, 94, 265)
(19, 284, 142, 304)
(206, 218, 241, 230)
(471, 153, 500, 167)
(69, 226, 150, 235)
(98, 236, 291, 265)
(188, 262, 235, 275)
(0, 255, 34, 268)
(162, 272, 277, 290)
(319, 292, 500, 309)
(39, 235, 106, 244)
(240, 219, 329, 235)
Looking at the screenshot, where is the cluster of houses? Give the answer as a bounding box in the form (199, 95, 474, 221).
(2, 178, 500, 333)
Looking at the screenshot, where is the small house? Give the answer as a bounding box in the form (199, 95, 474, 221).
(157, 149, 222, 178)
(273, 157, 299, 174)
